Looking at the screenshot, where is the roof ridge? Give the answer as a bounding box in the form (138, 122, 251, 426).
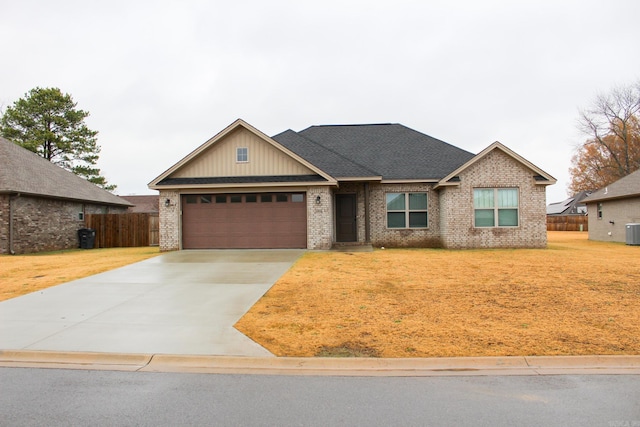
(301, 123, 396, 131)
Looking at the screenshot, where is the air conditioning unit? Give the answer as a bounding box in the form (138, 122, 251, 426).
(626, 223, 640, 245)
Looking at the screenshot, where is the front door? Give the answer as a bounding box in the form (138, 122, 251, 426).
(336, 194, 357, 242)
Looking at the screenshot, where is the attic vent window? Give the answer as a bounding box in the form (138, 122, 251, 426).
(236, 147, 248, 163)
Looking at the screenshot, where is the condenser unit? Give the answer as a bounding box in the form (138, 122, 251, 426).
(626, 223, 640, 245)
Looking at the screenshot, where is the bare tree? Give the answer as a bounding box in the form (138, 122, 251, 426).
(569, 81, 640, 194)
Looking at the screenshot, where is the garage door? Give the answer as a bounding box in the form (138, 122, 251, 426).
(182, 193, 307, 249)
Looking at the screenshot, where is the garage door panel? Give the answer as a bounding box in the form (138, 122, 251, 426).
(182, 193, 307, 249)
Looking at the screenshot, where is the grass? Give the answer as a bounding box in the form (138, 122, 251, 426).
(0, 247, 160, 302)
(235, 232, 640, 357)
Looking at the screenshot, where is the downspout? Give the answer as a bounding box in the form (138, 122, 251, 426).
(8, 193, 20, 255)
(364, 183, 370, 243)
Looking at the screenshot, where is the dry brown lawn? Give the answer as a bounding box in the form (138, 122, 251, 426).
(236, 232, 640, 357)
(0, 247, 160, 302)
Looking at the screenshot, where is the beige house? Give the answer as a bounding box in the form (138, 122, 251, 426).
(149, 119, 556, 251)
(584, 169, 640, 243)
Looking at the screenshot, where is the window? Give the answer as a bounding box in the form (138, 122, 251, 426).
(261, 194, 272, 203)
(186, 195, 198, 204)
(597, 203, 603, 219)
(474, 188, 519, 227)
(292, 194, 304, 203)
(386, 193, 428, 228)
(215, 195, 227, 203)
(246, 194, 257, 203)
(230, 195, 242, 203)
(200, 195, 212, 204)
(236, 147, 248, 163)
(276, 194, 288, 202)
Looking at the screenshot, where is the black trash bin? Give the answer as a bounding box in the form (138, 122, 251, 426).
(78, 228, 96, 249)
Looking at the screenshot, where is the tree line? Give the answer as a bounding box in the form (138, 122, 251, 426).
(2, 82, 639, 196)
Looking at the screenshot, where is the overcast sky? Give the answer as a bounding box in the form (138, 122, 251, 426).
(2, 0, 639, 203)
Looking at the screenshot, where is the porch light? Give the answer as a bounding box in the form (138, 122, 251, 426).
(315, 195, 321, 205)
(165, 198, 171, 207)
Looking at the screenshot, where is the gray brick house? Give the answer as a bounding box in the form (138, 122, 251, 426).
(0, 137, 132, 254)
(149, 119, 556, 251)
(584, 169, 640, 243)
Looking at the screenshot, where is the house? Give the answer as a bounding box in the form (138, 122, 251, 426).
(148, 119, 556, 251)
(546, 191, 592, 216)
(121, 195, 159, 213)
(583, 169, 640, 243)
(0, 136, 132, 254)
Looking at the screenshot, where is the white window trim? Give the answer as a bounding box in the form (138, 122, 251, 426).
(386, 192, 428, 229)
(473, 187, 520, 228)
(236, 147, 248, 163)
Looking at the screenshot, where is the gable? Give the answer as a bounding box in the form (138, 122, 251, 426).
(149, 120, 337, 189)
(436, 142, 556, 189)
(170, 126, 316, 179)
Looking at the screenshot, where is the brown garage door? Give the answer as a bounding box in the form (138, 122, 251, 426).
(182, 193, 307, 249)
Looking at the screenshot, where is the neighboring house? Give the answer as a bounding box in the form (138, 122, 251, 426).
(546, 191, 592, 216)
(583, 169, 640, 243)
(0, 137, 133, 254)
(121, 195, 159, 213)
(149, 119, 556, 251)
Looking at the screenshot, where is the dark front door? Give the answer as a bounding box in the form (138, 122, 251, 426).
(336, 194, 357, 242)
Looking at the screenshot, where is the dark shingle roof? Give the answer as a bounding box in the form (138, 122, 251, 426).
(279, 124, 475, 180)
(272, 130, 378, 178)
(0, 136, 132, 206)
(584, 169, 640, 203)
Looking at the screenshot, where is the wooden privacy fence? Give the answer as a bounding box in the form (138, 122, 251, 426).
(85, 213, 159, 248)
(547, 215, 588, 232)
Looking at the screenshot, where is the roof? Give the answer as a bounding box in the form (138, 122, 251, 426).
(546, 191, 592, 215)
(149, 119, 556, 189)
(121, 195, 159, 213)
(280, 123, 476, 180)
(583, 169, 640, 203)
(0, 136, 132, 207)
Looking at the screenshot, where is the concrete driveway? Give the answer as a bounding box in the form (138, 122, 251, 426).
(0, 250, 304, 357)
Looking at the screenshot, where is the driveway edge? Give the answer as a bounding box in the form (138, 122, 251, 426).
(1, 350, 640, 376)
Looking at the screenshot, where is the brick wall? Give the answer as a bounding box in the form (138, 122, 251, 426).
(369, 183, 443, 248)
(0, 194, 127, 254)
(307, 186, 333, 250)
(0, 195, 8, 254)
(440, 149, 548, 249)
(158, 190, 180, 251)
(586, 198, 640, 243)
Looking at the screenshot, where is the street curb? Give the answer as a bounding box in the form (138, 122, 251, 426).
(2, 350, 640, 376)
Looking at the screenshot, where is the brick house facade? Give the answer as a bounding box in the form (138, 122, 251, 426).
(150, 120, 555, 251)
(1, 137, 132, 254)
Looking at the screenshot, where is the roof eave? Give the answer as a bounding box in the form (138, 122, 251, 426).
(150, 180, 338, 191)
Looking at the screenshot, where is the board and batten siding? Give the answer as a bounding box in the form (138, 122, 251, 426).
(171, 127, 314, 178)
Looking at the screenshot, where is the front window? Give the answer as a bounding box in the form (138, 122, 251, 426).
(597, 203, 603, 219)
(386, 193, 428, 228)
(474, 188, 519, 227)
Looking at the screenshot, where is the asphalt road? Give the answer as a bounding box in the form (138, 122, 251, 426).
(1, 368, 638, 426)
